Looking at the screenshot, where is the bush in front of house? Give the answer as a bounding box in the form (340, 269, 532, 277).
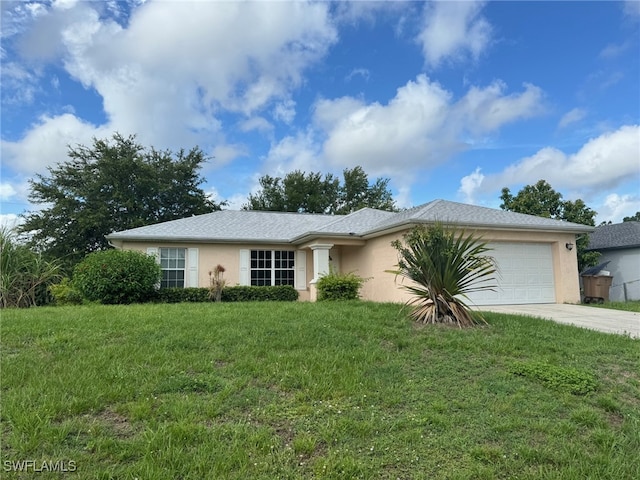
(156, 285, 299, 303)
(73, 250, 161, 304)
(223, 285, 298, 302)
(156, 288, 210, 303)
(316, 271, 366, 301)
(49, 278, 84, 306)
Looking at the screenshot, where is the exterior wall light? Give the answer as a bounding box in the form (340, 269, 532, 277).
(565, 242, 574, 251)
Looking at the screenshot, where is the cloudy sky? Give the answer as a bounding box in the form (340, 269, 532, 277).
(2, 0, 639, 228)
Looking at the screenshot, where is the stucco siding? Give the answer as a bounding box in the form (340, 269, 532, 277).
(341, 228, 582, 304)
(119, 241, 312, 300)
(118, 227, 582, 305)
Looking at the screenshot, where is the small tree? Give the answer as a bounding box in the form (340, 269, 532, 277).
(389, 224, 497, 327)
(73, 249, 161, 304)
(208, 264, 226, 302)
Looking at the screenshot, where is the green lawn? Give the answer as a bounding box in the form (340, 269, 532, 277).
(585, 300, 640, 313)
(1, 302, 639, 479)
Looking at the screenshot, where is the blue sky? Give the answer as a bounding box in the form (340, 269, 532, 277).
(2, 0, 639, 228)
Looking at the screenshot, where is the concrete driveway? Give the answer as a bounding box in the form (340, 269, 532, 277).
(478, 304, 639, 339)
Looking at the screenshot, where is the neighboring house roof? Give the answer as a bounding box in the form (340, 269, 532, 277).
(586, 221, 640, 251)
(106, 199, 594, 244)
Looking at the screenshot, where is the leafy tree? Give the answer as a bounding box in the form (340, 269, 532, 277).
(244, 166, 396, 214)
(336, 166, 396, 214)
(20, 134, 223, 269)
(0, 226, 61, 308)
(500, 180, 598, 271)
(623, 211, 640, 222)
(389, 224, 497, 327)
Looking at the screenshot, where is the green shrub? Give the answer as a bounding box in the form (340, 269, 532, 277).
(222, 285, 298, 302)
(73, 250, 161, 304)
(155, 285, 298, 303)
(510, 361, 598, 395)
(156, 288, 210, 303)
(316, 271, 366, 301)
(49, 278, 84, 306)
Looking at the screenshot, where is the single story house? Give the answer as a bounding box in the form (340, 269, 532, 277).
(586, 221, 640, 302)
(106, 199, 593, 305)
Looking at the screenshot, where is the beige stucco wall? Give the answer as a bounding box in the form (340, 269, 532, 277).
(117, 227, 582, 305)
(340, 228, 582, 305)
(119, 241, 312, 301)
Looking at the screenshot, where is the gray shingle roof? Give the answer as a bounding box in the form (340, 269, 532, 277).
(366, 199, 594, 235)
(106, 199, 594, 244)
(587, 222, 640, 250)
(107, 210, 334, 243)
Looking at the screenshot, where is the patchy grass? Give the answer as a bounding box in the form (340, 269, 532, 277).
(585, 300, 640, 313)
(1, 301, 639, 479)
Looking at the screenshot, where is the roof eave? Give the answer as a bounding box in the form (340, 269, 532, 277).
(291, 231, 365, 245)
(105, 234, 294, 244)
(586, 244, 640, 252)
(361, 219, 594, 238)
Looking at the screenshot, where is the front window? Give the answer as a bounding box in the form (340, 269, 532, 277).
(160, 247, 185, 288)
(251, 250, 295, 286)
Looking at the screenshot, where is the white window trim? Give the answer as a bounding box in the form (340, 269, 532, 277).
(239, 249, 306, 289)
(148, 247, 198, 288)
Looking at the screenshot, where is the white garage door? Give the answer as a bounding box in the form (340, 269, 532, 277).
(465, 242, 556, 306)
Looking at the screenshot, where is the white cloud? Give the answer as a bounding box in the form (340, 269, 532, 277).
(5, 1, 338, 177)
(458, 167, 485, 204)
(0, 214, 23, 231)
(345, 68, 370, 83)
(417, 0, 491, 68)
(262, 131, 322, 177)
(314, 75, 545, 178)
(0, 183, 17, 201)
(599, 41, 630, 59)
(452, 81, 545, 135)
(1, 113, 106, 174)
(624, 0, 640, 18)
(1, 62, 41, 105)
(211, 144, 247, 168)
(240, 117, 273, 133)
(273, 99, 297, 124)
(558, 108, 587, 129)
(317, 75, 455, 176)
(224, 193, 249, 211)
(0, 177, 32, 213)
(458, 125, 640, 202)
(599, 193, 640, 224)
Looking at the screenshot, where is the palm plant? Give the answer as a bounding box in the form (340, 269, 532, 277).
(389, 223, 497, 327)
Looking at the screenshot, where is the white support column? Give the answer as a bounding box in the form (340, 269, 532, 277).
(310, 243, 334, 282)
(308, 243, 333, 301)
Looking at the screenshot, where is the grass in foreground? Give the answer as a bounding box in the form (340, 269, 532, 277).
(1, 302, 639, 479)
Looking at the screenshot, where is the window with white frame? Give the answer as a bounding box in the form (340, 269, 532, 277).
(160, 247, 186, 288)
(250, 250, 295, 286)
